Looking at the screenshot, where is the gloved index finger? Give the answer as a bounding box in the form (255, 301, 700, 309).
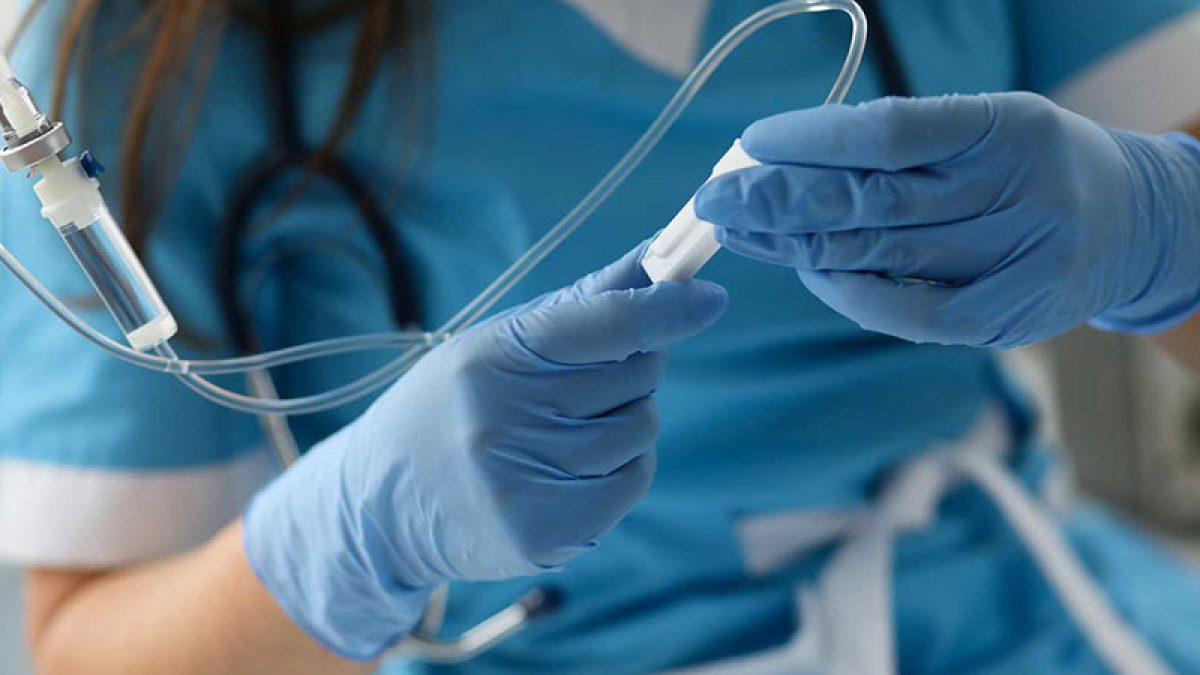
(742, 95, 996, 172)
(524, 241, 655, 316)
(512, 280, 728, 365)
(566, 239, 655, 299)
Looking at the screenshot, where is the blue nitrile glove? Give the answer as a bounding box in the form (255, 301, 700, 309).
(242, 244, 727, 660)
(695, 93, 1200, 348)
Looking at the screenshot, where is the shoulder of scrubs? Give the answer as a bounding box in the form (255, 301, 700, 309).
(1015, 0, 1200, 131)
(0, 4, 270, 568)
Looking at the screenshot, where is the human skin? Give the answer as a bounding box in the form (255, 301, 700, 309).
(26, 521, 374, 675)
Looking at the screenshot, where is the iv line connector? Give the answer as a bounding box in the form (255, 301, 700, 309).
(2, 121, 71, 172)
(0, 76, 69, 172)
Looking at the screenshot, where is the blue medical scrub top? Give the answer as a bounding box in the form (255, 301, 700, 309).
(3, 1, 1200, 673)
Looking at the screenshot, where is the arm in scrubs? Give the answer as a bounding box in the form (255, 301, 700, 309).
(6, 1, 1200, 674)
(0, 3, 726, 674)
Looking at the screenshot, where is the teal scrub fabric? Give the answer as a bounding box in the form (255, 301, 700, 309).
(2, 1, 1200, 672)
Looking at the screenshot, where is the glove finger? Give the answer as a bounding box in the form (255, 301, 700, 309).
(523, 452, 658, 570)
(514, 240, 657, 320)
(566, 239, 656, 298)
(696, 163, 1000, 235)
(712, 230, 805, 268)
(512, 280, 728, 365)
(722, 217, 1013, 284)
(798, 269, 998, 346)
(576, 451, 656, 540)
(741, 95, 995, 171)
(547, 352, 666, 419)
(538, 396, 659, 478)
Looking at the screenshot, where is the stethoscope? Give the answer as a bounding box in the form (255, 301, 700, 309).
(211, 0, 906, 665)
(214, 0, 422, 465)
(213, 0, 560, 663)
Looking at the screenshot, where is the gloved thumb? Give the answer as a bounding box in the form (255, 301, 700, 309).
(512, 280, 728, 365)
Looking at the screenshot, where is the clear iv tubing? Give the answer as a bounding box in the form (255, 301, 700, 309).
(0, 245, 442, 374)
(0, 0, 867, 415)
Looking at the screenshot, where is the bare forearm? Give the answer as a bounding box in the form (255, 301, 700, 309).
(1150, 309, 1200, 375)
(27, 520, 375, 675)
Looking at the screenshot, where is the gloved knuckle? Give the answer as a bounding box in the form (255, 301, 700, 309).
(800, 233, 829, 268)
(445, 347, 479, 383)
(757, 164, 791, 195)
(445, 374, 509, 455)
(500, 316, 567, 369)
(745, 166, 792, 221)
(865, 173, 906, 221)
(643, 351, 669, 382)
(460, 415, 505, 459)
(1004, 90, 1051, 109)
(613, 354, 664, 400)
(446, 345, 496, 398)
(629, 400, 661, 446)
(598, 402, 658, 465)
(803, 171, 847, 220)
(624, 453, 658, 496)
(1010, 93, 1062, 136)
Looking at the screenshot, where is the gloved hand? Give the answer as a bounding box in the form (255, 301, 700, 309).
(243, 244, 727, 660)
(695, 93, 1200, 348)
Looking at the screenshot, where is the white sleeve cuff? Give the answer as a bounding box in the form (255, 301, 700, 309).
(0, 448, 277, 568)
(1051, 8, 1200, 133)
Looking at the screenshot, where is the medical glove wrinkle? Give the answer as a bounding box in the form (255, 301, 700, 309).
(242, 245, 727, 660)
(695, 93, 1200, 347)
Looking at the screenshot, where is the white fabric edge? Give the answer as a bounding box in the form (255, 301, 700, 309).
(0, 5, 18, 48)
(1051, 8, 1200, 133)
(560, 0, 711, 78)
(0, 448, 277, 567)
(735, 510, 867, 577)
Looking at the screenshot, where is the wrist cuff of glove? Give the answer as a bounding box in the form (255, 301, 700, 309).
(1091, 132, 1200, 334)
(242, 480, 434, 661)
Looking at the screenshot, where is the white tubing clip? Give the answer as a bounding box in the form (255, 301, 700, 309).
(641, 139, 760, 282)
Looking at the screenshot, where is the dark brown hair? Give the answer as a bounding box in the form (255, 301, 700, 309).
(27, 0, 434, 257)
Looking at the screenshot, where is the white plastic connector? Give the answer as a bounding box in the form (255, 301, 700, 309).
(641, 139, 760, 282)
(126, 313, 180, 351)
(34, 158, 104, 230)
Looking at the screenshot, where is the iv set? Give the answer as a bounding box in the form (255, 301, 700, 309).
(0, 0, 868, 419)
(0, 2, 868, 662)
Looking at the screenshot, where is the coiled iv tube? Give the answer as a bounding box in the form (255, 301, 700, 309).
(0, 0, 867, 415)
